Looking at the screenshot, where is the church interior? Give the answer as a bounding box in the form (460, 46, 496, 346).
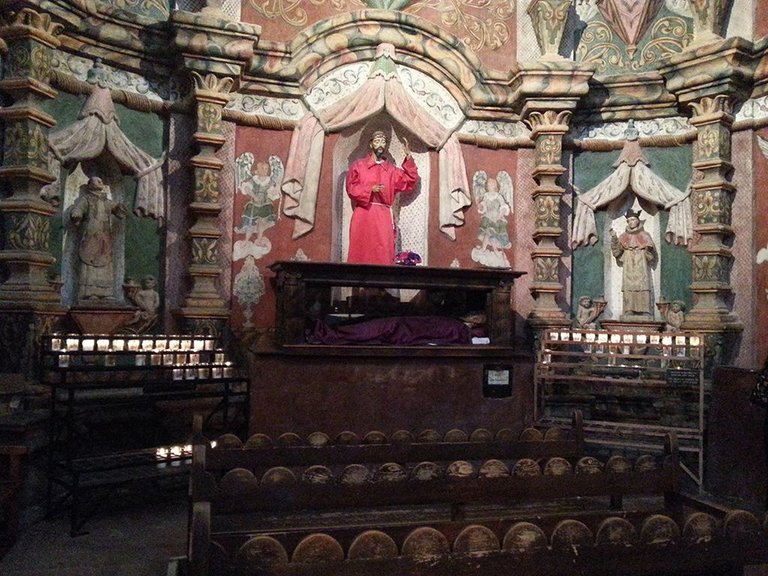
(2, 0, 768, 574)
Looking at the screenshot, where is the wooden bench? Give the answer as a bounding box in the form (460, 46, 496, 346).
(185, 415, 712, 575)
(0, 445, 27, 548)
(194, 508, 768, 576)
(185, 428, 768, 576)
(201, 410, 585, 473)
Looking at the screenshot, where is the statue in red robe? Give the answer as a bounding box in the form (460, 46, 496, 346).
(345, 131, 419, 265)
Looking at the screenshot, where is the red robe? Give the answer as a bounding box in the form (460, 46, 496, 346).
(346, 154, 419, 265)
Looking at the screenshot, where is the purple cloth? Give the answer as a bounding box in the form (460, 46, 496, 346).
(306, 316, 471, 345)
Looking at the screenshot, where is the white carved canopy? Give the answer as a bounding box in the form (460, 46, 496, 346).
(281, 43, 471, 240)
(572, 137, 692, 248)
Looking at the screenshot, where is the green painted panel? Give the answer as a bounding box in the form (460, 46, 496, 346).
(42, 93, 166, 289)
(571, 144, 693, 315)
(571, 150, 621, 314)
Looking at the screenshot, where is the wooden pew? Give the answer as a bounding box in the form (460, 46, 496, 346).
(201, 509, 768, 576)
(0, 445, 27, 548)
(199, 410, 585, 474)
(186, 416, 694, 576)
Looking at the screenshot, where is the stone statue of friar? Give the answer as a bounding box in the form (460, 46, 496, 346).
(70, 176, 128, 302)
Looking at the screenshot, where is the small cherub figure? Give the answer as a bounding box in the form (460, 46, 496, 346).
(123, 275, 160, 333)
(664, 300, 685, 331)
(573, 295, 607, 329)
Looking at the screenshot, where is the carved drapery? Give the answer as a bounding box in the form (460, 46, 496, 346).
(527, 0, 573, 59)
(689, 0, 730, 44)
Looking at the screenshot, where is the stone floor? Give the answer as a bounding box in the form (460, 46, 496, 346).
(0, 491, 187, 576)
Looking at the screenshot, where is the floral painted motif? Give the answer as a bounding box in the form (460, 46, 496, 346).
(233, 255, 266, 328)
(248, 0, 513, 51)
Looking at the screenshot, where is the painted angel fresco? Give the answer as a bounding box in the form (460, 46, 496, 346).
(471, 170, 513, 268)
(233, 153, 283, 261)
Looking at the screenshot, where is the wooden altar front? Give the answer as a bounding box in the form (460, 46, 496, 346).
(268, 261, 525, 347)
(246, 262, 533, 437)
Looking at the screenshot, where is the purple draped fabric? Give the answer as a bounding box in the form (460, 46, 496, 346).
(306, 316, 471, 346)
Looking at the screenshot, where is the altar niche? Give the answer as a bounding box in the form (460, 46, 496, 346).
(268, 261, 524, 349)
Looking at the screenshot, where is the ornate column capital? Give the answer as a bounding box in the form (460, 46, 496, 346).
(658, 37, 753, 109)
(171, 7, 260, 79)
(0, 8, 63, 49)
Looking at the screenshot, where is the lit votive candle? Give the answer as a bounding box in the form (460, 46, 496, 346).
(197, 367, 209, 379)
(97, 338, 110, 352)
(650, 334, 661, 345)
(82, 338, 95, 352)
(175, 353, 186, 365)
(66, 338, 79, 351)
(51, 337, 61, 351)
(58, 353, 70, 368)
(204, 339, 214, 351)
(193, 339, 205, 352)
(112, 338, 125, 351)
(127, 339, 140, 352)
(155, 447, 168, 460)
(689, 336, 700, 347)
(181, 339, 192, 351)
(150, 353, 162, 366)
(610, 334, 621, 344)
(173, 368, 183, 380)
(636, 334, 647, 344)
(141, 339, 154, 351)
(135, 354, 146, 366)
(189, 353, 200, 365)
(223, 363, 234, 378)
(168, 339, 180, 351)
(212, 366, 222, 379)
(559, 331, 569, 341)
(597, 333, 608, 343)
(185, 367, 196, 380)
(573, 332, 582, 342)
(622, 334, 633, 344)
(661, 336, 673, 346)
(163, 353, 174, 366)
(549, 331, 559, 340)
(214, 352, 225, 364)
(585, 332, 596, 342)
(675, 336, 686, 346)
(155, 338, 167, 351)
(170, 445, 182, 466)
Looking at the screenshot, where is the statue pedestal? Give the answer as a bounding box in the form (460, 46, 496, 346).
(601, 319, 664, 334)
(69, 306, 136, 335)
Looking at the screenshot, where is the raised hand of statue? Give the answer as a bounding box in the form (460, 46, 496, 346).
(113, 202, 129, 219)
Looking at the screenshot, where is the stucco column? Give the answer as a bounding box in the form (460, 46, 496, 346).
(524, 109, 572, 327)
(0, 8, 65, 372)
(176, 72, 233, 335)
(0, 8, 61, 305)
(658, 37, 751, 367)
(170, 7, 260, 335)
(685, 94, 741, 331)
